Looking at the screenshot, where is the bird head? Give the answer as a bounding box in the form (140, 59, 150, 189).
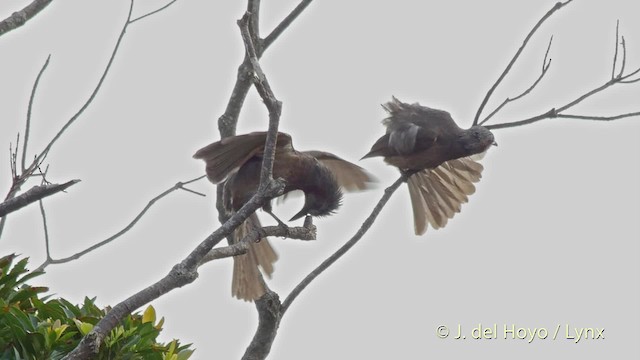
(461, 126, 497, 155)
(289, 165, 343, 221)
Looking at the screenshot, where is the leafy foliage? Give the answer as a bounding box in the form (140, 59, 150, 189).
(0, 254, 194, 359)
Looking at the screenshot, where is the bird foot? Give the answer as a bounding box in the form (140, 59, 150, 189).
(266, 210, 290, 231)
(400, 169, 419, 182)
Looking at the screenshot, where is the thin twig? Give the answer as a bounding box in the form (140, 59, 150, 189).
(612, 20, 620, 79)
(34, 176, 206, 272)
(486, 22, 640, 130)
(35, 1, 135, 165)
(619, 36, 627, 78)
(473, 0, 573, 126)
(281, 175, 407, 314)
(480, 37, 553, 126)
(263, 0, 314, 49)
(129, 0, 180, 24)
(38, 199, 52, 261)
(23, 55, 51, 172)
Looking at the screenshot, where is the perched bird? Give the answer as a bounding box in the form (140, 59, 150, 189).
(362, 97, 496, 235)
(194, 131, 373, 301)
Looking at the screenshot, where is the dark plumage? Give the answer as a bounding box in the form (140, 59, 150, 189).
(363, 97, 496, 235)
(194, 131, 374, 300)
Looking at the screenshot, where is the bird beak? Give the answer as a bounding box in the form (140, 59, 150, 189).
(289, 209, 307, 222)
(492, 141, 498, 147)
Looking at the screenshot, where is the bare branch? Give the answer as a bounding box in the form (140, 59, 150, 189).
(485, 109, 640, 130)
(23, 55, 51, 172)
(34, 176, 206, 272)
(238, 12, 283, 187)
(129, 0, 180, 24)
(479, 37, 553, 126)
(200, 222, 316, 264)
(0, 0, 53, 37)
(612, 20, 620, 79)
(0, 180, 80, 218)
(65, 8, 297, 354)
(35, 1, 135, 165)
(243, 290, 281, 360)
(281, 174, 407, 314)
(63, 172, 285, 358)
(1, 0, 182, 240)
(217, 0, 315, 139)
(473, 0, 573, 126)
(38, 199, 51, 261)
(485, 22, 640, 131)
(619, 35, 627, 78)
(263, 0, 314, 49)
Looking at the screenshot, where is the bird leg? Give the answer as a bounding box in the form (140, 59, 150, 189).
(262, 202, 289, 230)
(400, 169, 419, 182)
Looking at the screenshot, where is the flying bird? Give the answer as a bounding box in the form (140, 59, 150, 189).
(362, 97, 496, 235)
(194, 131, 373, 301)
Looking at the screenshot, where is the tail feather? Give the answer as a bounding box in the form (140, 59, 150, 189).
(231, 213, 279, 301)
(407, 157, 484, 235)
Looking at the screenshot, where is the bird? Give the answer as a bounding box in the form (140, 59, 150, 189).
(194, 131, 374, 301)
(362, 97, 496, 235)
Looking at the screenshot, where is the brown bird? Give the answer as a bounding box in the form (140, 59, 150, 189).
(362, 97, 496, 235)
(194, 131, 373, 301)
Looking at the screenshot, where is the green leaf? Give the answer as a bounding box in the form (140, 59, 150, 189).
(177, 349, 195, 360)
(142, 305, 156, 324)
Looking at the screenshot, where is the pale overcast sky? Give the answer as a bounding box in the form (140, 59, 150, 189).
(1, 1, 639, 359)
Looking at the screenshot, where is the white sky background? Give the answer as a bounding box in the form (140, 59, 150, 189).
(1, 0, 639, 358)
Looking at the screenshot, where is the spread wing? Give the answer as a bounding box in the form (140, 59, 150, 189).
(304, 150, 375, 191)
(193, 132, 293, 183)
(407, 156, 484, 235)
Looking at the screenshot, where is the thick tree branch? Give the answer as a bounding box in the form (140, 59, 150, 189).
(0, 0, 53, 37)
(473, 0, 573, 126)
(216, 0, 315, 138)
(238, 13, 283, 187)
(0, 180, 79, 218)
(65, 4, 298, 356)
(63, 176, 286, 359)
(200, 222, 316, 264)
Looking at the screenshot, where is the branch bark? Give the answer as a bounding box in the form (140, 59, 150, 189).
(0, 180, 79, 218)
(0, 0, 53, 38)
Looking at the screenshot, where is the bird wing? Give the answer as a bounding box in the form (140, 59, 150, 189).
(407, 156, 484, 235)
(304, 150, 376, 191)
(193, 131, 293, 183)
(365, 97, 460, 158)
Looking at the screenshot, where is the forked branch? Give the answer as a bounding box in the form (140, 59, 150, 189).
(474, 4, 640, 130)
(473, 0, 573, 126)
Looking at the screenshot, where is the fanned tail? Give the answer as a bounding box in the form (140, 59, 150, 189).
(231, 213, 278, 301)
(407, 157, 484, 235)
